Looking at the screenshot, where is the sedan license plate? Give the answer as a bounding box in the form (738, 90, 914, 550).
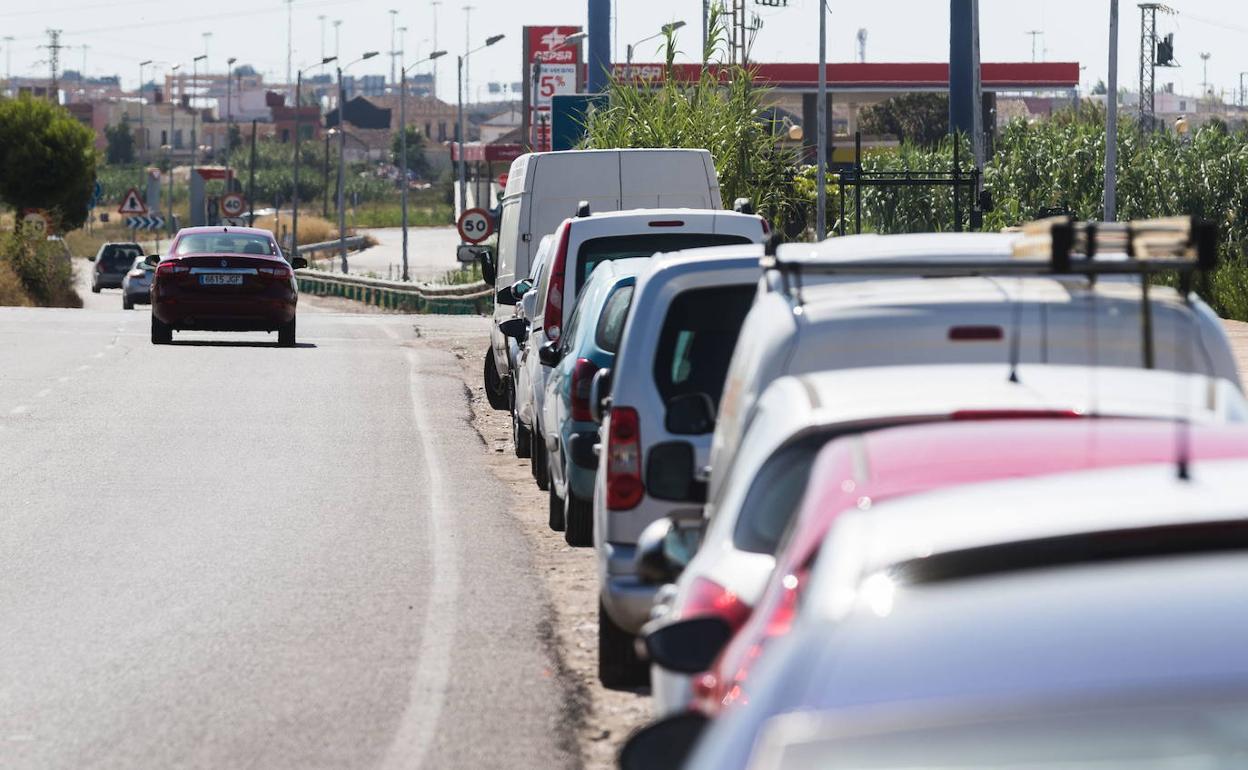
(200, 274, 244, 286)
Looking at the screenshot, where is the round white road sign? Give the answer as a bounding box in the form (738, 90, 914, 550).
(221, 193, 247, 219)
(457, 207, 494, 244)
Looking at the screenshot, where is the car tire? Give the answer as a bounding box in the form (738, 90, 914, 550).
(278, 317, 296, 347)
(483, 347, 510, 411)
(548, 483, 565, 532)
(599, 601, 649, 689)
(531, 426, 550, 491)
(150, 315, 172, 345)
(123, 295, 134, 310)
(511, 382, 532, 459)
(564, 489, 593, 547)
(91, 283, 101, 294)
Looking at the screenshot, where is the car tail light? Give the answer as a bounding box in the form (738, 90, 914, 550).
(760, 217, 771, 235)
(951, 409, 1082, 421)
(647, 220, 685, 227)
(681, 575, 751, 629)
(155, 262, 188, 277)
(605, 406, 643, 510)
(261, 266, 292, 279)
(570, 358, 599, 421)
(543, 222, 571, 342)
(948, 325, 1003, 341)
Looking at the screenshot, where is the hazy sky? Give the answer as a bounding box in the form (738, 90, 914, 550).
(1, 1, 1244, 101)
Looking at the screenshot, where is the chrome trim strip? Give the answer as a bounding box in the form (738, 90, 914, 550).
(189, 267, 259, 275)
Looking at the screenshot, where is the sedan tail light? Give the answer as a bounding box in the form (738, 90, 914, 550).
(570, 358, 599, 421)
(155, 262, 188, 277)
(260, 266, 293, 279)
(543, 221, 571, 342)
(605, 406, 643, 510)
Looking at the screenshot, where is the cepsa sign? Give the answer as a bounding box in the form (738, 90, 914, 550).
(524, 26, 583, 152)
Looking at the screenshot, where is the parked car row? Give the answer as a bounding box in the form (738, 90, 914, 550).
(481, 150, 1246, 767)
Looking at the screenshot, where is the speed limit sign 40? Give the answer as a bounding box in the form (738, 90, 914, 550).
(457, 207, 494, 244)
(221, 192, 247, 219)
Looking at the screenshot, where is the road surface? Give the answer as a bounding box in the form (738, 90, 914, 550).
(308, 227, 467, 283)
(0, 276, 576, 768)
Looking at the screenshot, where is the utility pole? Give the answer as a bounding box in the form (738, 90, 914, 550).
(45, 29, 64, 102)
(319, 15, 327, 68)
(1137, 3, 1173, 133)
(333, 20, 342, 61)
(226, 56, 236, 175)
(1199, 52, 1211, 101)
(285, 0, 294, 90)
(1105, 0, 1119, 221)
(2, 36, 13, 97)
(815, 0, 827, 240)
(139, 59, 152, 168)
(431, 1, 441, 99)
(390, 9, 399, 86)
(80, 44, 88, 82)
(1026, 30, 1042, 62)
(202, 32, 212, 68)
(463, 5, 474, 106)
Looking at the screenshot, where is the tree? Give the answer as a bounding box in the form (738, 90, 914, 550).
(391, 125, 431, 180)
(0, 95, 97, 230)
(858, 93, 950, 148)
(104, 115, 136, 164)
(1091, 79, 1108, 95)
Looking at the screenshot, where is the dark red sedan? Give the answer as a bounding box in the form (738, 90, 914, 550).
(149, 226, 307, 347)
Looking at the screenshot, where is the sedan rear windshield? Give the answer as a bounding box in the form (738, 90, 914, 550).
(653, 284, 757, 410)
(576, 233, 751, 287)
(174, 233, 278, 257)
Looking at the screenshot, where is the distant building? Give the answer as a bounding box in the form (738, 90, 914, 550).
(479, 106, 522, 144)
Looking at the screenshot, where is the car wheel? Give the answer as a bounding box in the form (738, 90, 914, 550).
(548, 483, 565, 532)
(150, 315, 172, 345)
(564, 488, 593, 547)
(278, 317, 296, 347)
(483, 347, 510, 411)
(531, 426, 550, 491)
(123, 295, 134, 310)
(599, 601, 649, 689)
(511, 384, 532, 459)
(91, 282, 101, 294)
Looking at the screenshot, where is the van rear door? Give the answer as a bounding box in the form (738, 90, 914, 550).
(620, 150, 722, 209)
(527, 152, 621, 258)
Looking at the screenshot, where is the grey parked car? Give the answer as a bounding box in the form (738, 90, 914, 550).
(90, 242, 144, 292)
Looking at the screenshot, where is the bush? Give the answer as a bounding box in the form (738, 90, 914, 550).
(0, 226, 81, 307)
(0, 95, 98, 230)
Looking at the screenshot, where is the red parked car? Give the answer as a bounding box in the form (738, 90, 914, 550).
(149, 226, 307, 346)
(690, 418, 1248, 716)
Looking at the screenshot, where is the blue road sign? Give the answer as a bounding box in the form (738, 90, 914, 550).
(90, 180, 103, 208)
(125, 216, 166, 231)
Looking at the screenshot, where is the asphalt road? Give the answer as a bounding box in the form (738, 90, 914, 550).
(0, 277, 575, 768)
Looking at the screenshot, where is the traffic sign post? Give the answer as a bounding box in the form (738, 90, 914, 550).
(457, 207, 495, 244)
(220, 192, 247, 220)
(21, 209, 51, 235)
(118, 187, 148, 216)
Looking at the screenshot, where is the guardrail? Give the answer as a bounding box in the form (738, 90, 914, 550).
(295, 269, 493, 315)
(293, 236, 368, 255)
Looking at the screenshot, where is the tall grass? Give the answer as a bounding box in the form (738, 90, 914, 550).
(0, 226, 81, 307)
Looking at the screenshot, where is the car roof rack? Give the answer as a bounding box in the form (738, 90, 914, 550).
(761, 216, 1217, 282)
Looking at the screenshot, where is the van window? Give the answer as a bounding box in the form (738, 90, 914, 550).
(576, 233, 751, 288)
(653, 284, 756, 410)
(496, 199, 521, 282)
(731, 435, 826, 555)
(595, 284, 635, 353)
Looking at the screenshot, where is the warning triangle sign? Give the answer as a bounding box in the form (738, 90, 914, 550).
(118, 187, 147, 215)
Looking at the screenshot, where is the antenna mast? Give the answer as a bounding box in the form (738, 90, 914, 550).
(856, 28, 867, 63)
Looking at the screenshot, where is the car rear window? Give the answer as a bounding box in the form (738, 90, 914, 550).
(595, 284, 635, 353)
(575, 233, 751, 288)
(174, 233, 278, 256)
(732, 435, 827, 555)
(652, 284, 756, 409)
(101, 244, 142, 268)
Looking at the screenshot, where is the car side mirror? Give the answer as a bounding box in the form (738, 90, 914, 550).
(496, 285, 517, 306)
(636, 516, 699, 585)
(538, 339, 561, 367)
(646, 441, 707, 503)
(512, 279, 532, 299)
(665, 393, 716, 435)
(499, 317, 528, 342)
(144, 254, 160, 267)
(589, 368, 613, 423)
(645, 616, 734, 674)
(87, 254, 96, 262)
(478, 248, 497, 286)
(618, 711, 709, 770)
(291, 256, 308, 270)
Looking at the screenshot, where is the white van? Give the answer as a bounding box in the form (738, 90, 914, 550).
(482, 148, 723, 409)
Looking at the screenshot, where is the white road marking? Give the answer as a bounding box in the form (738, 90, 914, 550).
(378, 328, 460, 770)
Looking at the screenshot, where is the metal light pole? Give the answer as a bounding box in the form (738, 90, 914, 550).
(225, 56, 236, 167)
(457, 34, 504, 219)
(431, 1, 442, 99)
(167, 63, 180, 232)
(401, 50, 448, 281)
(1104, 0, 1119, 221)
(191, 54, 205, 173)
(815, 0, 827, 239)
(626, 22, 683, 68)
(337, 52, 380, 273)
(389, 9, 399, 86)
(323, 130, 332, 219)
(139, 59, 152, 170)
(293, 57, 337, 257)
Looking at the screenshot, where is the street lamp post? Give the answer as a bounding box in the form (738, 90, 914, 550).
(293, 56, 337, 257)
(191, 54, 206, 173)
(139, 60, 152, 174)
(337, 52, 380, 273)
(625, 21, 683, 67)
(167, 63, 180, 234)
(531, 31, 585, 151)
(401, 49, 448, 281)
(324, 129, 333, 219)
(457, 33, 504, 220)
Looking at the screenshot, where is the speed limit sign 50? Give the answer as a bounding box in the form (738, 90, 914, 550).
(457, 207, 494, 244)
